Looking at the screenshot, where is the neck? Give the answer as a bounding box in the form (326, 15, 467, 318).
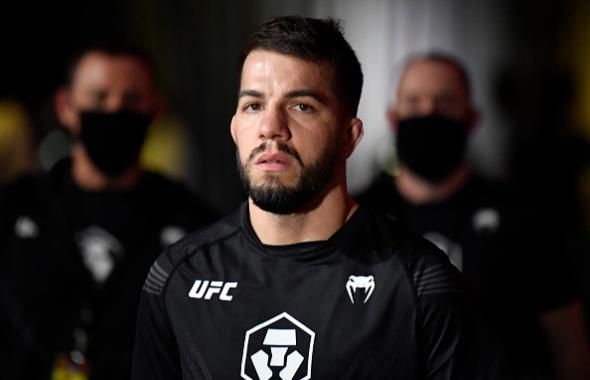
(395, 163, 470, 205)
(249, 180, 357, 246)
(71, 143, 142, 191)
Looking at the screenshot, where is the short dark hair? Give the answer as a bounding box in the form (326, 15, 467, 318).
(65, 42, 158, 88)
(241, 16, 363, 117)
(403, 52, 472, 100)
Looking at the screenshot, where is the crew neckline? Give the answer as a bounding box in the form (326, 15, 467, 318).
(262, 240, 325, 256)
(240, 202, 366, 260)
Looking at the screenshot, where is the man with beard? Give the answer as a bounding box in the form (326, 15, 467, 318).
(357, 53, 590, 379)
(133, 17, 495, 380)
(0, 44, 213, 379)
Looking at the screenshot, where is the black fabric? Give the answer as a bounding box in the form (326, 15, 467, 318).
(0, 159, 215, 380)
(78, 110, 151, 176)
(133, 203, 497, 379)
(356, 172, 579, 379)
(396, 115, 468, 183)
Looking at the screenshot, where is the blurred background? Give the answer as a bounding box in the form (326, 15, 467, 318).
(0, 0, 589, 219)
(4, 2, 590, 377)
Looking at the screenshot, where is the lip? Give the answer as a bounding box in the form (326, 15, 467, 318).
(254, 152, 292, 171)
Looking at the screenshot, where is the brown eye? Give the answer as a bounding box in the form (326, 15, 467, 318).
(294, 103, 313, 112)
(244, 103, 261, 112)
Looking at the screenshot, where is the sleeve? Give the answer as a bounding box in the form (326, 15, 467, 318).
(409, 249, 502, 380)
(132, 252, 182, 380)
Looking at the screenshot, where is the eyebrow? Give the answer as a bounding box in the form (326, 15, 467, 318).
(237, 89, 326, 104)
(238, 89, 263, 99)
(284, 90, 326, 104)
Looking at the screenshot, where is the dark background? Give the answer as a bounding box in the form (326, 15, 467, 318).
(1, 0, 589, 219)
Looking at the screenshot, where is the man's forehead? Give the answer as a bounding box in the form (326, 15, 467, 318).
(240, 50, 333, 90)
(238, 52, 342, 114)
(72, 52, 152, 88)
(398, 59, 467, 96)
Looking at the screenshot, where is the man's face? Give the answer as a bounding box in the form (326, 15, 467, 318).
(392, 59, 474, 183)
(394, 59, 470, 120)
(231, 50, 352, 214)
(63, 52, 158, 133)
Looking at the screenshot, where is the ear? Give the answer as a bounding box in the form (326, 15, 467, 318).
(230, 115, 237, 144)
(343, 117, 363, 158)
(54, 87, 78, 134)
(387, 107, 398, 132)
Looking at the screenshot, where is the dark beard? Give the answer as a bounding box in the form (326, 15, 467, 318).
(237, 142, 337, 215)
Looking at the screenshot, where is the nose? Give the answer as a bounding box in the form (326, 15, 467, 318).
(258, 106, 290, 141)
(420, 98, 437, 115)
(103, 95, 126, 113)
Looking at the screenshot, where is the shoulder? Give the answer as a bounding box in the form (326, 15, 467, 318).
(0, 175, 39, 228)
(462, 175, 514, 207)
(359, 206, 453, 263)
(141, 170, 218, 221)
(170, 209, 241, 259)
(1, 174, 38, 197)
(143, 208, 243, 294)
(359, 207, 462, 294)
(459, 175, 519, 235)
(0, 171, 58, 211)
(141, 171, 196, 198)
(355, 171, 401, 214)
(359, 206, 434, 253)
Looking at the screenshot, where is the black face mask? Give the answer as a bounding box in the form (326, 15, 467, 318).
(78, 110, 151, 177)
(395, 115, 468, 183)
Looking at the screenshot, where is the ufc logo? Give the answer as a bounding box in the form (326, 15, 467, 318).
(188, 280, 238, 302)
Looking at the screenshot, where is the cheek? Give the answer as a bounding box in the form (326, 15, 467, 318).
(294, 131, 335, 164)
(234, 132, 256, 164)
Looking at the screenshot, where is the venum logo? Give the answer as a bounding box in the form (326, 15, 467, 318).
(188, 280, 237, 301)
(241, 312, 315, 380)
(346, 275, 375, 304)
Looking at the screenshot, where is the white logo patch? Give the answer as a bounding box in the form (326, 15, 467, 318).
(472, 208, 500, 234)
(76, 226, 123, 283)
(160, 225, 186, 248)
(241, 312, 315, 380)
(346, 275, 375, 304)
(14, 215, 39, 239)
(188, 280, 237, 301)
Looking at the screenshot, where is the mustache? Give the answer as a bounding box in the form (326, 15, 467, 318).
(248, 142, 304, 167)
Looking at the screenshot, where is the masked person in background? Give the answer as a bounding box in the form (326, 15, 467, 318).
(357, 52, 590, 380)
(0, 44, 214, 380)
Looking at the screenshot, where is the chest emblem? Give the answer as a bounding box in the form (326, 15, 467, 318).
(346, 275, 375, 304)
(14, 215, 39, 239)
(159, 225, 186, 249)
(472, 207, 501, 234)
(76, 225, 123, 284)
(241, 312, 315, 380)
(188, 280, 238, 302)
